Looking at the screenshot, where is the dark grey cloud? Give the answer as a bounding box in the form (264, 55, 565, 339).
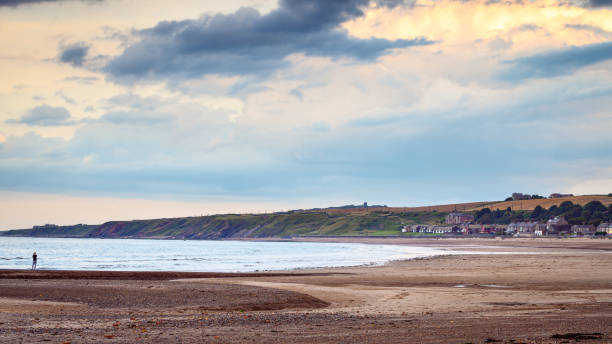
(59, 42, 89, 67)
(560, 0, 612, 8)
(6, 102, 172, 127)
(0, 0, 56, 6)
(565, 24, 612, 39)
(0, 0, 101, 7)
(105, 0, 432, 82)
(588, 0, 612, 7)
(6, 105, 77, 126)
(498, 41, 612, 82)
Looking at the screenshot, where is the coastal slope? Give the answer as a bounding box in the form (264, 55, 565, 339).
(0, 211, 446, 239)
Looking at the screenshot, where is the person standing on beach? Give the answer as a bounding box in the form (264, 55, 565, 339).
(32, 251, 37, 270)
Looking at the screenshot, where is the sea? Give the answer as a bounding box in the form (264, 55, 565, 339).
(0, 237, 442, 272)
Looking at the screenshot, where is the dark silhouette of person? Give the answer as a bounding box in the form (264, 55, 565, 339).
(32, 251, 37, 270)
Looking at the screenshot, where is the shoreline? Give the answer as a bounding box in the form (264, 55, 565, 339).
(2, 236, 610, 274)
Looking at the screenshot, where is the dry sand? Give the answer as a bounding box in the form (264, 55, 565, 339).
(0, 237, 610, 343)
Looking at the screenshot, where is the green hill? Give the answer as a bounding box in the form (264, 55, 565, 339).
(1, 211, 448, 239)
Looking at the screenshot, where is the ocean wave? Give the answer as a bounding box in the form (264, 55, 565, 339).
(0, 237, 442, 272)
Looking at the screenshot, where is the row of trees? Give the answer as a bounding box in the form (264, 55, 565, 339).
(504, 193, 545, 201)
(474, 201, 612, 226)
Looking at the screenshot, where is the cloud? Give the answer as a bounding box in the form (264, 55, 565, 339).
(99, 111, 175, 125)
(1, 65, 611, 207)
(487, 36, 513, 51)
(507, 23, 545, 37)
(105, 0, 432, 82)
(0, 0, 101, 7)
(562, 0, 612, 8)
(514, 24, 542, 32)
(498, 41, 612, 81)
(7, 99, 176, 128)
(565, 24, 612, 39)
(588, 0, 612, 7)
(58, 42, 90, 67)
(6, 105, 77, 126)
(64, 76, 99, 84)
(55, 90, 76, 104)
(0, 0, 57, 6)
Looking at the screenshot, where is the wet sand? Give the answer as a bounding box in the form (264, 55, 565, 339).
(0, 238, 610, 343)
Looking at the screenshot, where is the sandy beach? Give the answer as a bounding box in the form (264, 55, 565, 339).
(0, 237, 610, 343)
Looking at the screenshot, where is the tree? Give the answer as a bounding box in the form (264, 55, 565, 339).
(548, 205, 559, 216)
(584, 201, 606, 213)
(588, 218, 602, 226)
(531, 205, 545, 219)
(569, 217, 586, 225)
(479, 214, 493, 224)
(559, 201, 574, 213)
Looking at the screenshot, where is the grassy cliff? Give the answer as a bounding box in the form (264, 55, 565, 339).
(1, 211, 448, 239)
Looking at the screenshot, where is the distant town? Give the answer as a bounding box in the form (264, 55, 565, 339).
(403, 193, 612, 237)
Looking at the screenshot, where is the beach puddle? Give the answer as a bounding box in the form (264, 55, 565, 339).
(453, 284, 511, 289)
(481, 284, 511, 288)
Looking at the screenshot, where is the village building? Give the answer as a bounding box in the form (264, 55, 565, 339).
(429, 226, 460, 234)
(404, 225, 425, 233)
(460, 224, 482, 235)
(445, 212, 474, 225)
(571, 225, 596, 235)
(597, 223, 612, 235)
(459, 224, 506, 235)
(506, 222, 546, 235)
(546, 216, 570, 234)
(482, 225, 506, 235)
(507, 221, 539, 234)
(403, 225, 462, 234)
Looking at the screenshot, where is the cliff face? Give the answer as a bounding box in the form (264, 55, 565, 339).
(1, 211, 448, 239)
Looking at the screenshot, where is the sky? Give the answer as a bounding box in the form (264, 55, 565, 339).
(0, 0, 611, 229)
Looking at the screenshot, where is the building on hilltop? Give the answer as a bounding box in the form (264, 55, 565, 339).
(511, 193, 531, 200)
(445, 212, 474, 225)
(549, 193, 574, 198)
(32, 224, 58, 230)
